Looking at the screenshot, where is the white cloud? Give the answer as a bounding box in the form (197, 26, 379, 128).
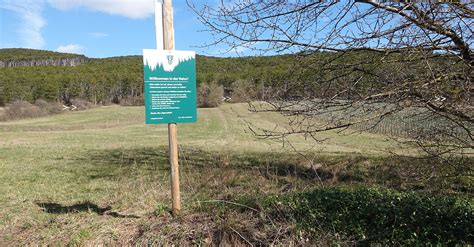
(56, 44, 84, 54)
(48, 0, 154, 19)
(0, 0, 46, 48)
(89, 32, 109, 38)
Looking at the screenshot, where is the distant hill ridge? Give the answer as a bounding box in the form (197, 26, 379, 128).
(0, 48, 88, 68)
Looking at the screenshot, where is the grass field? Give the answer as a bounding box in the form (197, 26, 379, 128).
(0, 104, 471, 245)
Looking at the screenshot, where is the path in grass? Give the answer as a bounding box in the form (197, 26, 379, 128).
(0, 103, 409, 245)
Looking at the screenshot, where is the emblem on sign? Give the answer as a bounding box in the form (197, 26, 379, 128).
(167, 55, 174, 65)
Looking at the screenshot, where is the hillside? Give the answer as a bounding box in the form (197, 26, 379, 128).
(0, 49, 298, 106)
(0, 48, 460, 108)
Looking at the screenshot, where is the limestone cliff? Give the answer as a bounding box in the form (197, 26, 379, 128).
(0, 57, 88, 68)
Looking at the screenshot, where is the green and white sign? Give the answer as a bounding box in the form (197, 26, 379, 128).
(143, 49, 197, 124)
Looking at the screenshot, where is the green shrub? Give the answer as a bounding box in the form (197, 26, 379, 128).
(264, 187, 473, 245)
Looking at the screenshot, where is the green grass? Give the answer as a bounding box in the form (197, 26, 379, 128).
(0, 104, 470, 245)
(235, 187, 473, 245)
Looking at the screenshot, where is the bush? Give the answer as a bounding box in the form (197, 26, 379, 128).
(120, 95, 144, 106)
(0, 107, 5, 121)
(198, 82, 224, 108)
(0, 94, 5, 107)
(260, 187, 473, 245)
(4, 100, 44, 120)
(35, 99, 62, 114)
(2, 100, 64, 121)
(70, 98, 94, 110)
(230, 79, 257, 103)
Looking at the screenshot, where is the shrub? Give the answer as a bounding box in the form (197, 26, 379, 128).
(259, 187, 473, 245)
(70, 98, 94, 110)
(0, 94, 4, 107)
(4, 100, 44, 120)
(0, 99, 98, 121)
(0, 107, 5, 121)
(120, 95, 144, 106)
(230, 79, 257, 103)
(35, 99, 62, 114)
(198, 82, 224, 108)
(2, 100, 65, 121)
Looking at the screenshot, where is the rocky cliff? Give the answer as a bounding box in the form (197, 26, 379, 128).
(0, 57, 88, 68)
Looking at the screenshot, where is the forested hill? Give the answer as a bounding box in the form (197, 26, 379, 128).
(0, 48, 88, 68)
(0, 48, 297, 106)
(0, 48, 458, 108)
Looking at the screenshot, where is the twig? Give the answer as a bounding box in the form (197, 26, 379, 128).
(199, 200, 259, 212)
(229, 225, 254, 246)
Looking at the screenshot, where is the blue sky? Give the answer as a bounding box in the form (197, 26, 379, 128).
(0, 0, 224, 58)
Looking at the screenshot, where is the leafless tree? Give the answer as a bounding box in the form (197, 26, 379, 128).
(188, 1, 473, 156)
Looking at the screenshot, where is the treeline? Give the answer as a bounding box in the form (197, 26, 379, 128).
(0, 49, 459, 108)
(0, 49, 299, 107)
(0, 55, 142, 106)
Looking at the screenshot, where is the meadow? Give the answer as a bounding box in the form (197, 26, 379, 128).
(0, 104, 472, 245)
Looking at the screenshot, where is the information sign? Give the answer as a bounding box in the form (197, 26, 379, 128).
(143, 49, 197, 124)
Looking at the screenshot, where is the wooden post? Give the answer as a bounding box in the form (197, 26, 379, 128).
(168, 124, 180, 216)
(163, 0, 175, 51)
(160, 0, 181, 216)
